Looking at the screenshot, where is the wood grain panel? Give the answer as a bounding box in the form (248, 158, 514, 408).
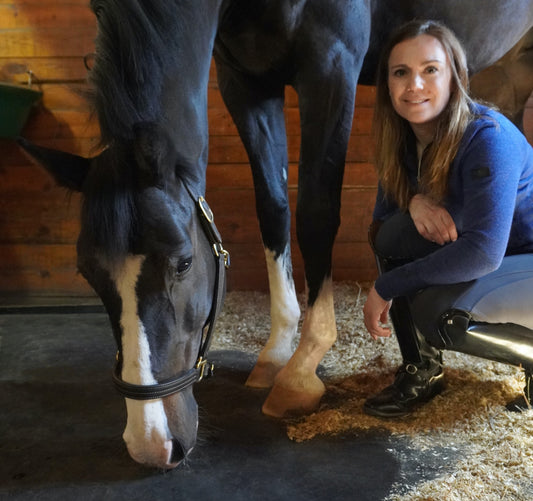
(0, 57, 90, 83)
(0, 243, 92, 295)
(0, 4, 94, 29)
(0, 29, 95, 58)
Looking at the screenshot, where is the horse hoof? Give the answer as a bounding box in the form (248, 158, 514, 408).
(261, 381, 325, 418)
(245, 361, 282, 389)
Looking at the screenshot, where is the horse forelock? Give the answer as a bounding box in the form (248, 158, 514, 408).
(88, 0, 188, 143)
(81, 146, 139, 262)
(81, 142, 197, 267)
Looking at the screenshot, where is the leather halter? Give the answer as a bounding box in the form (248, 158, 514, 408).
(112, 189, 230, 400)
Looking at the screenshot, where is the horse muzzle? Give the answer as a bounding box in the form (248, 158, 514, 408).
(123, 397, 197, 469)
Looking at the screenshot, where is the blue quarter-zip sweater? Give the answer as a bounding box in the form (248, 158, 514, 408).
(373, 103, 533, 300)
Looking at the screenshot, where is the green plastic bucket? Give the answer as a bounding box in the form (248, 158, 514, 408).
(0, 82, 42, 138)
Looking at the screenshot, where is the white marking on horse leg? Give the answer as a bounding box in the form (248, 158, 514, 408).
(262, 277, 336, 417)
(246, 247, 301, 388)
(113, 256, 176, 468)
(291, 277, 337, 373)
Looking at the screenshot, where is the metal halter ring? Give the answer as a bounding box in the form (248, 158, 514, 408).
(405, 364, 418, 375)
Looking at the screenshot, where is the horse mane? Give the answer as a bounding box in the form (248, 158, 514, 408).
(82, 2, 203, 261)
(83, 1, 199, 260)
(88, 0, 186, 143)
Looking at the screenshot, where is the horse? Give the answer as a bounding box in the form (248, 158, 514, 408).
(18, 0, 533, 469)
(470, 27, 533, 131)
(19, 1, 229, 469)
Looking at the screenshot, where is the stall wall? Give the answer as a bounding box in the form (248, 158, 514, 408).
(0, 1, 531, 297)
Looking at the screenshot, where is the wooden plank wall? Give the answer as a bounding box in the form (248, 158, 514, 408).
(0, 0, 98, 297)
(0, 1, 532, 297)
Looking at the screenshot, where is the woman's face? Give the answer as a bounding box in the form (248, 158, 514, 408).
(388, 34, 453, 143)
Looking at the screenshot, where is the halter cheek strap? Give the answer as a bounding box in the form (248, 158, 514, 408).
(112, 190, 230, 400)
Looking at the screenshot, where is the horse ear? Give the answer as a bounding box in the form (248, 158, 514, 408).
(17, 137, 90, 192)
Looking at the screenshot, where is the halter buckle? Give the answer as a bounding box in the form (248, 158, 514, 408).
(196, 356, 214, 381)
(213, 243, 231, 268)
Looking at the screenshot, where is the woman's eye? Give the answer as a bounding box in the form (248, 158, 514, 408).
(176, 258, 192, 275)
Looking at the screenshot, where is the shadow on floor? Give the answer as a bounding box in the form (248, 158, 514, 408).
(0, 313, 454, 500)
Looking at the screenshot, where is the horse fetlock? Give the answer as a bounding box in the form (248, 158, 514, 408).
(261, 372, 325, 418)
(246, 360, 284, 388)
(246, 343, 293, 388)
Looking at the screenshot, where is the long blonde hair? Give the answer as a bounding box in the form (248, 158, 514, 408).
(373, 20, 474, 209)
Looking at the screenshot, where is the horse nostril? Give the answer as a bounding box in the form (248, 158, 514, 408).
(170, 439, 187, 464)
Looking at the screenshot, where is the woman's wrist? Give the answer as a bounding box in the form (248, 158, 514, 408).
(373, 278, 391, 302)
(408, 193, 421, 212)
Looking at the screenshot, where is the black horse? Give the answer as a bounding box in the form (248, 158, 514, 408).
(19, 0, 533, 468)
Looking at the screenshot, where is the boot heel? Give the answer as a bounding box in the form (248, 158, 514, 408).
(506, 371, 532, 412)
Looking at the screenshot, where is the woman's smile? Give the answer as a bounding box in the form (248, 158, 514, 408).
(388, 34, 453, 143)
(404, 98, 429, 104)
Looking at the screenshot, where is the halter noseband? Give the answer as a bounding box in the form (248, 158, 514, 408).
(112, 189, 230, 400)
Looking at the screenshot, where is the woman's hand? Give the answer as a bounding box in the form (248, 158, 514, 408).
(363, 286, 392, 340)
(409, 194, 458, 245)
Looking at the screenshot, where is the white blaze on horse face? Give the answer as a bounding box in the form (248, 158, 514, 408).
(113, 255, 176, 467)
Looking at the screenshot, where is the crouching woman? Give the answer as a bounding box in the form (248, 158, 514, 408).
(363, 20, 533, 417)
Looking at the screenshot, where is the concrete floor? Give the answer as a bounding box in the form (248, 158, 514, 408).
(0, 311, 455, 501)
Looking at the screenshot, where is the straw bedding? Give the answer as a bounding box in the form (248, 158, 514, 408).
(211, 282, 533, 500)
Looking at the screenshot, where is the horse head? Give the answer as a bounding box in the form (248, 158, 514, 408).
(18, 123, 227, 469)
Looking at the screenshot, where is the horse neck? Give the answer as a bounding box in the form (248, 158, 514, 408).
(160, 0, 225, 195)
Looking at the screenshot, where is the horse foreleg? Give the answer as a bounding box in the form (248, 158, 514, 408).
(246, 246, 301, 388)
(261, 48, 362, 417)
(262, 278, 335, 417)
(214, 61, 301, 388)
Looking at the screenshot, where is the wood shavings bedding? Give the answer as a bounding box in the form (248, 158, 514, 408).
(211, 282, 533, 500)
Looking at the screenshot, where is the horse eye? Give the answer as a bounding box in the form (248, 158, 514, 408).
(176, 258, 192, 275)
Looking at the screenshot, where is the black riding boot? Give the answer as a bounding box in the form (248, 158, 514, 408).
(440, 310, 533, 412)
(364, 226, 445, 417)
(363, 297, 445, 418)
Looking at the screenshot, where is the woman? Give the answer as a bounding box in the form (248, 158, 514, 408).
(363, 20, 533, 418)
